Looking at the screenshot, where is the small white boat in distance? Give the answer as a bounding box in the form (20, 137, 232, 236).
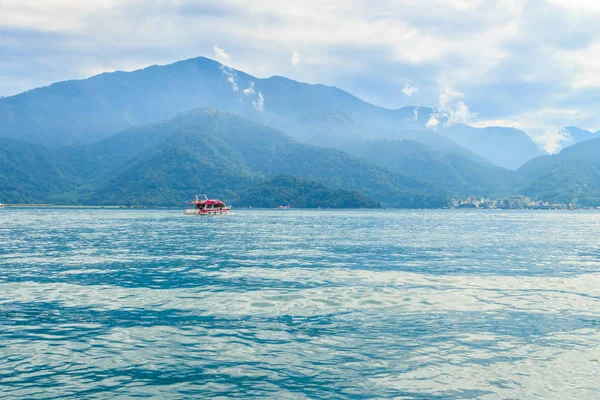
(184, 195, 230, 215)
(0, 203, 4, 208)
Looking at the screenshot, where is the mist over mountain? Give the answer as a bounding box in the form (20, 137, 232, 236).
(0, 57, 545, 170)
(437, 125, 545, 170)
(340, 139, 513, 197)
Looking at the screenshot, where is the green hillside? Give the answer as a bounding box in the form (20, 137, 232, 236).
(0, 109, 450, 208)
(516, 138, 600, 205)
(0, 138, 82, 204)
(89, 109, 450, 207)
(235, 175, 380, 208)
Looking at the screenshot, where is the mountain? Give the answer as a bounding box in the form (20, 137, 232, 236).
(560, 126, 597, 147)
(341, 139, 514, 196)
(516, 137, 600, 205)
(436, 125, 545, 170)
(0, 109, 449, 208)
(89, 109, 449, 208)
(0, 56, 542, 168)
(0, 138, 84, 204)
(236, 175, 380, 208)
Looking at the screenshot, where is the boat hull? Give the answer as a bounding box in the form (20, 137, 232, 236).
(183, 208, 230, 215)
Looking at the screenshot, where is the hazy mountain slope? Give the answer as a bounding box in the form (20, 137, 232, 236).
(516, 137, 600, 205)
(91, 109, 450, 207)
(342, 139, 514, 196)
(558, 126, 598, 149)
(0, 56, 536, 168)
(0, 57, 251, 146)
(438, 125, 545, 170)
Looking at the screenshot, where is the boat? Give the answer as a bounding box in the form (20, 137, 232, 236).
(277, 205, 292, 209)
(184, 195, 230, 215)
(0, 203, 4, 208)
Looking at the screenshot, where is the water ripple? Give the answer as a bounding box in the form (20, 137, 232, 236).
(1, 209, 600, 398)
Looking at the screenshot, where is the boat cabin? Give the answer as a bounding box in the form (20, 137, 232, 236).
(193, 200, 227, 210)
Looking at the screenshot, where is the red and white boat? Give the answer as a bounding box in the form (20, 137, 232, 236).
(184, 195, 230, 215)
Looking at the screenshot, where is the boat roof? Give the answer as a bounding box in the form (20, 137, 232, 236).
(189, 199, 225, 205)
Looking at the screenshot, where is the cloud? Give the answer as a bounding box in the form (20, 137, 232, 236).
(425, 114, 439, 129)
(426, 86, 477, 129)
(0, 0, 599, 140)
(252, 92, 264, 112)
(212, 45, 230, 64)
(291, 51, 300, 66)
(243, 81, 255, 95)
(473, 106, 597, 153)
(220, 65, 238, 92)
(401, 84, 417, 97)
(242, 81, 264, 111)
(532, 129, 572, 154)
(213, 45, 238, 92)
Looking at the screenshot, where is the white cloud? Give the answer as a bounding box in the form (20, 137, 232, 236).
(212, 45, 230, 64)
(0, 0, 599, 139)
(291, 51, 300, 66)
(473, 107, 595, 153)
(220, 65, 238, 92)
(546, 0, 600, 13)
(557, 40, 600, 88)
(242, 81, 264, 110)
(425, 114, 439, 129)
(401, 84, 417, 97)
(212, 45, 239, 92)
(532, 129, 572, 154)
(426, 85, 477, 129)
(243, 81, 255, 95)
(252, 92, 264, 112)
(413, 106, 419, 121)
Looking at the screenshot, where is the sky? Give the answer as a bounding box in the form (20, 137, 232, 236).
(1, 0, 599, 152)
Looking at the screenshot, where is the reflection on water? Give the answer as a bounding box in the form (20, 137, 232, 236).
(1, 209, 600, 398)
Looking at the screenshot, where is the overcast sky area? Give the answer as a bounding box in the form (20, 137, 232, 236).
(1, 0, 599, 152)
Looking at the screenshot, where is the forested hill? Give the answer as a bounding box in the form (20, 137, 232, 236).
(87, 109, 449, 208)
(0, 109, 449, 208)
(516, 137, 600, 205)
(235, 175, 380, 208)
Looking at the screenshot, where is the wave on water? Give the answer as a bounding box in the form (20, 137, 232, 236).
(1, 209, 600, 398)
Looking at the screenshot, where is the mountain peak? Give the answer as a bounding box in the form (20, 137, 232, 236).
(561, 126, 597, 145)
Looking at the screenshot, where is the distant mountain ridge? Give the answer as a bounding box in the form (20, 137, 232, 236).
(437, 125, 544, 170)
(341, 139, 514, 197)
(0, 56, 544, 169)
(559, 126, 598, 148)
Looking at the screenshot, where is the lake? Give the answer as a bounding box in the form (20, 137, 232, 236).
(1, 209, 600, 398)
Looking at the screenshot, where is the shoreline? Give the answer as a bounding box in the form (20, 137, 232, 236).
(1, 204, 166, 209)
(2, 204, 599, 211)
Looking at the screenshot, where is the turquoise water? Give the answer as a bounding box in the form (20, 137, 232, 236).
(1, 209, 600, 399)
